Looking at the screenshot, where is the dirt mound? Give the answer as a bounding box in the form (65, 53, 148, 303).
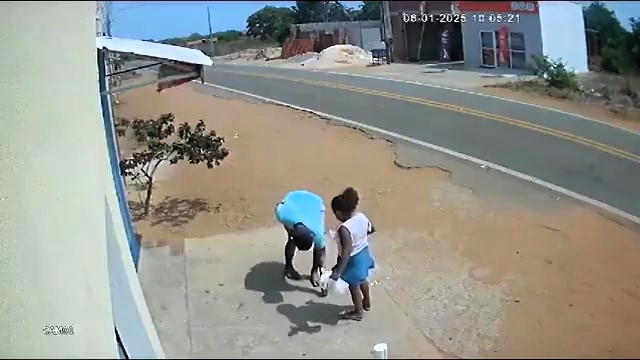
(219, 47, 282, 62)
(283, 52, 318, 64)
(299, 45, 372, 69)
(579, 72, 640, 118)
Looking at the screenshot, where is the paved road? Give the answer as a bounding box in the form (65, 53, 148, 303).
(203, 64, 640, 219)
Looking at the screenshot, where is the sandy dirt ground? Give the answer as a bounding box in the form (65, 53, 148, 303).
(116, 84, 640, 358)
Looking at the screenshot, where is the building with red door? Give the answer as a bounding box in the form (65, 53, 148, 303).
(457, 1, 588, 72)
(383, 1, 588, 72)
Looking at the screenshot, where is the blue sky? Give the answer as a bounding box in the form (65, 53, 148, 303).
(111, 1, 312, 40)
(111, 1, 639, 41)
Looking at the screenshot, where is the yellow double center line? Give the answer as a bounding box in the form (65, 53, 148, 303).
(220, 70, 640, 164)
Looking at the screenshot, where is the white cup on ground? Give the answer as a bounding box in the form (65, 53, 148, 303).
(373, 342, 388, 359)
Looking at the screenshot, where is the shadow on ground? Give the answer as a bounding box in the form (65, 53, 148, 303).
(244, 261, 319, 304)
(128, 196, 211, 226)
(277, 300, 350, 337)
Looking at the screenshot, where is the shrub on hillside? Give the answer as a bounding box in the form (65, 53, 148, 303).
(531, 55, 579, 91)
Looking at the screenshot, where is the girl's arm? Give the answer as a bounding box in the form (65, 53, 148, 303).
(331, 256, 341, 272)
(331, 226, 352, 280)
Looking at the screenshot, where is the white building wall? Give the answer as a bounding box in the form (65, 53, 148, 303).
(0, 1, 118, 357)
(98, 50, 165, 358)
(105, 188, 165, 358)
(538, 1, 589, 72)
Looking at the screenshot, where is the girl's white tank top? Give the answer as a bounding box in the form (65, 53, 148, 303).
(335, 212, 372, 257)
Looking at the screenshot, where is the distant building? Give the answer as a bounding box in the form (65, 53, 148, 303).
(383, 1, 589, 72)
(384, 1, 461, 63)
(458, 1, 588, 72)
(291, 21, 384, 52)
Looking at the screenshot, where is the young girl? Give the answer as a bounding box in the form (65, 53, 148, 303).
(329, 187, 376, 321)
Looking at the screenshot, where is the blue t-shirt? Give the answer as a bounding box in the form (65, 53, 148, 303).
(275, 190, 325, 249)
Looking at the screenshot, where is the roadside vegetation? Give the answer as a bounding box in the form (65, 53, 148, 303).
(488, 2, 640, 120)
(245, 1, 381, 45)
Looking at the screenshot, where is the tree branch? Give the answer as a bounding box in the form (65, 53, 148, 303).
(150, 150, 175, 177)
(139, 165, 151, 180)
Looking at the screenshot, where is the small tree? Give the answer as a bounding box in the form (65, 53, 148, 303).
(531, 55, 578, 91)
(117, 113, 229, 217)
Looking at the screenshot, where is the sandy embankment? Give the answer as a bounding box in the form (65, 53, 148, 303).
(115, 84, 640, 358)
(216, 44, 373, 71)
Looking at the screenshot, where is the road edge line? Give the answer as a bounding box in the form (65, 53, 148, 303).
(197, 80, 640, 226)
(215, 69, 640, 162)
(214, 64, 640, 137)
(322, 70, 640, 137)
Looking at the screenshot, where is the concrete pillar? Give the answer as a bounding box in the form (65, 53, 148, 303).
(0, 2, 118, 357)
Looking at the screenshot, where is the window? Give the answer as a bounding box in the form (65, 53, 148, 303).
(480, 30, 527, 69)
(509, 32, 527, 69)
(510, 32, 526, 51)
(481, 31, 495, 48)
(480, 31, 496, 67)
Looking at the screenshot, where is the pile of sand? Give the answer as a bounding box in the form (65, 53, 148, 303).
(215, 44, 372, 69)
(299, 44, 372, 69)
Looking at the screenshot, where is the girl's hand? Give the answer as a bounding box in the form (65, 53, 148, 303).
(331, 256, 341, 273)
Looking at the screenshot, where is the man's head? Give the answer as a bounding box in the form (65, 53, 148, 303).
(290, 223, 314, 251)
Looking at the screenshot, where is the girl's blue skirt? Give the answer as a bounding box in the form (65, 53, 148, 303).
(340, 246, 375, 286)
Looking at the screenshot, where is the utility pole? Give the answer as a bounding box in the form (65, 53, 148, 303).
(207, 6, 215, 58)
(416, 1, 427, 62)
(381, 1, 393, 63)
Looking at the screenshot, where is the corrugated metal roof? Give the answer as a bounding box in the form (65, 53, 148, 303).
(96, 36, 213, 66)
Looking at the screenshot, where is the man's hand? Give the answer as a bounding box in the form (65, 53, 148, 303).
(310, 268, 320, 287)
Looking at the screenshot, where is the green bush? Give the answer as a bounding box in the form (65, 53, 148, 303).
(600, 39, 630, 74)
(531, 55, 578, 91)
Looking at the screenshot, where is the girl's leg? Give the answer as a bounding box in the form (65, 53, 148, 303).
(360, 280, 372, 311)
(341, 285, 364, 321)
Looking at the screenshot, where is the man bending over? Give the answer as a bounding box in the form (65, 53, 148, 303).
(275, 190, 326, 288)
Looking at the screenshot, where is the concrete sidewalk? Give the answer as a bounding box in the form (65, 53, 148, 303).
(217, 61, 532, 90)
(319, 63, 534, 90)
(138, 226, 445, 358)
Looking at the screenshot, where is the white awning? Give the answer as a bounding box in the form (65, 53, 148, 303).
(96, 36, 212, 66)
(97, 36, 213, 94)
